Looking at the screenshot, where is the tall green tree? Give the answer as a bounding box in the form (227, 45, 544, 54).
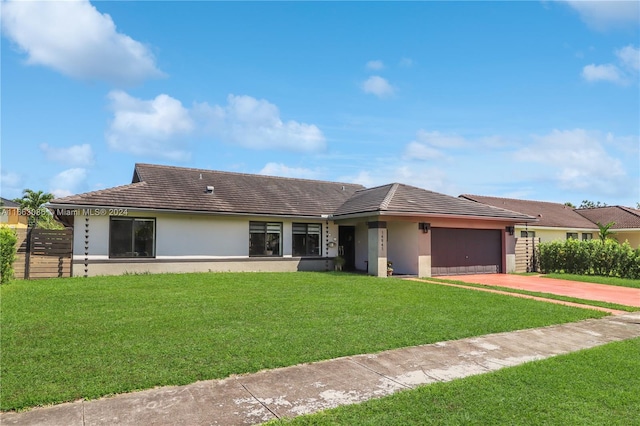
(13, 189, 55, 227)
(596, 221, 616, 244)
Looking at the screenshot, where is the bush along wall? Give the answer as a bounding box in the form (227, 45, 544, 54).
(0, 227, 18, 284)
(538, 239, 640, 279)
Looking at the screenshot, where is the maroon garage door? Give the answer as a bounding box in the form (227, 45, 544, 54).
(431, 228, 502, 276)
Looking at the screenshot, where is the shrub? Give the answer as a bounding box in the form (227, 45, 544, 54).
(0, 227, 18, 284)
(538, 238, 640, 279)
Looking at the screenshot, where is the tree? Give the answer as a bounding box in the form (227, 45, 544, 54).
(13, 189, 55, 227)
(596, 221, 615, 244)
(564, 202, 575, 208)
(579, 200, 607, 209)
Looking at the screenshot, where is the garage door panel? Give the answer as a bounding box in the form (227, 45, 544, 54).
(431, 228, 502, 276)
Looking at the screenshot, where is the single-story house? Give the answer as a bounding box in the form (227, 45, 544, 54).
(460, 195, 640, 248)
(575, 206, 640, 248)
(460, 195, 598, 242)
(48, 163, 535, 277)
(0, 197, 28, 229)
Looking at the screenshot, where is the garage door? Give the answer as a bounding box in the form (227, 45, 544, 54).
(431, 228, 502, 276)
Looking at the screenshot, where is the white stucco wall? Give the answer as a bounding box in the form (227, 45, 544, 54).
(387, 221, 418, 275)
(354, 222, 369, 271)
(70, 210, 337, 275)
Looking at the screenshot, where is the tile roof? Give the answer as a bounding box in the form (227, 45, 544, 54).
(1, 197, 20, 208)
(335, 184, 535, 221)
(460, 194, 597, 229)
(575, 206, 640, 229)
(51, 164, 364, 218)
(50, 164, 534, 221)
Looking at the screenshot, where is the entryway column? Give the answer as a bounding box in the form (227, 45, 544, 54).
(367, 221, 387, 277)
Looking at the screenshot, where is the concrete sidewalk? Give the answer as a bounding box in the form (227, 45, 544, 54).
(3, 312, 640, 426)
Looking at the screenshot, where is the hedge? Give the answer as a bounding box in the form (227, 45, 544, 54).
(0, 227, 18, 284)
(538, 239, 640, 279)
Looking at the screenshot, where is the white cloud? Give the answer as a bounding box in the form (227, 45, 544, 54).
(581, 45, 639, 85)
(516, 129, 627, 196)
(194, 94, 326, 152)
(50, 168, 88, 198)
(361, 76, 395, 98)
(1, 0, 163, 85)
(106, 90, 194, 161)
(581, 63, 625, 84)
(564, 0, 640, 30)
(259, 163, 319, 179)
(40, 143, 94, 166)
(616, 45, 640, 71)
(0, 171, 22, 199)
(342, 165, 456, 194)
(366, 60, 384, 70)
(403, 130, 469, 160)
(399, 57, 413, 67)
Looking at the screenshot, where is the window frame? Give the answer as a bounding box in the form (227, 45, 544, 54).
(109, 217, 156, 258)
(566, 232, 579, 240)
(249, 221, 283, 257)
(582, 233, 593, 241)
(292, 223, 322, 257)
(520, 230, 536, 238)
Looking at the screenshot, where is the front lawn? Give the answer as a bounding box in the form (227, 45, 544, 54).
(542, 273, 640, 289)
(1, 272, 606, 411)
(277, 337, 640, 425)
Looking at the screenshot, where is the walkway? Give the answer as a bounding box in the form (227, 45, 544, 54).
(442, 274, 640, 307)
(2, 313, 639, 426)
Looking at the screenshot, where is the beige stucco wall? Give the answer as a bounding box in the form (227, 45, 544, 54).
(514, 226, 596, 243)
(388, 221, 418, 275)
(613, 231, 640, 248)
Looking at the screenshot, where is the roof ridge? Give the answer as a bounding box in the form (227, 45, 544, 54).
(135, 163, 364, 188)
(380, 183, 399, 210)
(461, 194, 570, 206)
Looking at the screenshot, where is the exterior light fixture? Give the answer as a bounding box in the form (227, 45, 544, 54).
(419, 222, 431, 233)
(506, 226, 515, 235)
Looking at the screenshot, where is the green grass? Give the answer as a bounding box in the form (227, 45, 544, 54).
(1, 272, 607, 411)
(542, 273, 640, 289)
(275, 337, 640, 425)
(426, 277, 639, 312)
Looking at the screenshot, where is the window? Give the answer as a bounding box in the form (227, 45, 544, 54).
(582, 233, 593, 241)
(249, 222, 282, 256)
(109, 217, 155, 258)
(566, 232, 578, 240)
(520, 231, 536, 237)
(293, 223, 322, 256)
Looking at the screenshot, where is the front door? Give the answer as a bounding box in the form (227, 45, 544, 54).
(338, 226, 356, 271)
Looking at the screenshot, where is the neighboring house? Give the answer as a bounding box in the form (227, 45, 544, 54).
(48, 163, 535, 277)
(460, 195, 640, 248)
(576, 206, 640, 248)
(0, 197, 28, 229)
(460, 195, 598, 242)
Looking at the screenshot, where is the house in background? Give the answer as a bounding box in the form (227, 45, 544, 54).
(576, 206, 640, 248)
(48, 163, 535, 278)
(460, 195, 598, 242)
(0, 197, 28, 229)
(461, 195, 640, 248)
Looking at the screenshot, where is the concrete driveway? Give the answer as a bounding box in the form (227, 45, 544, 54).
(443, 274, 640, 307)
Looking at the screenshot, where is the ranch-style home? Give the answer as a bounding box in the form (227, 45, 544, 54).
(49, 163, 535, 277)
(461, 195, 640, 248)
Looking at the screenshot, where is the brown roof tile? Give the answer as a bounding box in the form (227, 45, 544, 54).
(575, 206, 640, 229)
(51, 164, 364, 218)
(335, 184, 535, 220)
(461, 194, 597, 229)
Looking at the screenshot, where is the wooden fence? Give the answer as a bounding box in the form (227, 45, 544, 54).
(14, 228, 73, 279)
(515, 237, 540, 273)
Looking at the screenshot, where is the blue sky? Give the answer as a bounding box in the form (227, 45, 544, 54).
(1, 0, 639, 207)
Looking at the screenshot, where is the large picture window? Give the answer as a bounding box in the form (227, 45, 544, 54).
(293, 223, 321, 256)
(109, 217, 155, 258)
(249, 222, 282, 256)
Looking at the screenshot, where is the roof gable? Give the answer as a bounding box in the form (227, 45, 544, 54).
(1, 197, 20, 208)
